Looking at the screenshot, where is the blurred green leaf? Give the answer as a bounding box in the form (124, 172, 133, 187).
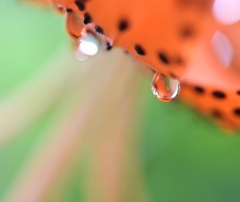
(139, 84, 240, 202)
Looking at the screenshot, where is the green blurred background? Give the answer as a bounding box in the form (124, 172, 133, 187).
(1, 1, 240, 202)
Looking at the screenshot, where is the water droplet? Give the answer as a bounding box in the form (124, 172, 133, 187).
(75, 33, 99, 61)
(79, 34, 99, 55)
(151, 73, 180, 102)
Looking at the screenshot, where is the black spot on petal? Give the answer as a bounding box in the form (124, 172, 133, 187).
(66, 8, 73, 12)
(95, 25, 104, 34)
(75, 1, 85, 11)
(194, 86, 205, 94)
(106, 42, 112, 51)
(83, 13, 92, 24)
(135, 45, 146, 55)
(212, 91, 226, 99)
(158, 53, 170, 64)
(234, 108, 240, 116)
(118, 20, 129, 31)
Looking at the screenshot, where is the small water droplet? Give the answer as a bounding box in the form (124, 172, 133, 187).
(151, 73, 180, 102)
(75, 33, 99, 61)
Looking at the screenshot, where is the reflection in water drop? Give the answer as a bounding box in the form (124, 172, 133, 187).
(75, 33, 99, 61)
(151, 73, 180, 102)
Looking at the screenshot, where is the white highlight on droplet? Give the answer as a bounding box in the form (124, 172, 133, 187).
(79, 34, 99, 56)
(211, 31, 233, 68)
(75, 33, 99, 61)
(213, 0, 240, 25)
(79, 41, 98, 56)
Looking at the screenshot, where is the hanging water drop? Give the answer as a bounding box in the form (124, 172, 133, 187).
(75, 33, 99, 61)
(151, 73, 180, 102)
(79, 34, 99, 55)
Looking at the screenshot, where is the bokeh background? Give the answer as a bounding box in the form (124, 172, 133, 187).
(1, 1, 240, 202)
